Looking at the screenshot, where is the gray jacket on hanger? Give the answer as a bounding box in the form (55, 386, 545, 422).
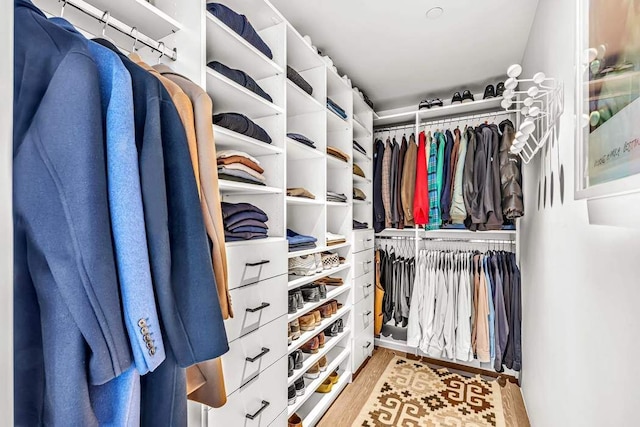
(499, 120, 524, 219)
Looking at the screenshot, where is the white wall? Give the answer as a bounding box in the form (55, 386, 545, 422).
(520, 0, 640, 425)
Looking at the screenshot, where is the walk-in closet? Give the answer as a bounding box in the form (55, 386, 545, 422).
(5, 0, 640, 426)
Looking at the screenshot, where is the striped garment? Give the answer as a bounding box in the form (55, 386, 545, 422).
(382, 138, 393, 228)
(427, 133, 440, 230)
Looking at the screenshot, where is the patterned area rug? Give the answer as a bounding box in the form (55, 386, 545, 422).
(352, 355, 506, 427)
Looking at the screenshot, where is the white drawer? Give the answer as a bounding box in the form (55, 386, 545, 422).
(354, 292, 374, 337)
(353, 249, 374, 279)
(222, 315, 287, 395)
(353, 324, 374, 373)
(269, 410, 287, 427)
(353, 271, 374, 304)
(227, 239, 287, 290)
(352, 230, 375, 253)
(208, 356, 287, 427)
(226, 275, 287, 342)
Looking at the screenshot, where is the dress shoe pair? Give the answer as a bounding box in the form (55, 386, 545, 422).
(289, 318, 301, 341)
(288, 290, 304, 314)
(288, 349, 304, 377)
(418, 98, 444, 110)
(483, 82, 505, 99)
(288, 413, 303, 427)
(451, 90, 475, 104)
(301, 332, 325, 354)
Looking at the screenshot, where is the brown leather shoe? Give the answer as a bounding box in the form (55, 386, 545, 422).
(317, 331, 325, 348)
(301, 336, 319, 354)
(290, 318, 301, 340)
(304, 362, 320, 379)
(329, 299, 338, 315)
(319, 304, 332, 319)
(299, 313, 315, 332)
(318, 356, 327, 372)
(288, 413, 302, 427)
(312, 309, 321, 326)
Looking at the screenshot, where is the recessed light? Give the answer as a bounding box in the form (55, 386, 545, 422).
(426, 7, 444, 19)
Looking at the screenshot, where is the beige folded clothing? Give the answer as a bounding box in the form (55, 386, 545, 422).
(217, 155, 264, 174)
(217, 162, 266, 181)
(287, 187, 316, 199)
(216, 149, 261, 165)
(353, 187, 366, 200)
(327, 146, 350, 162)
(353, 163, 365, 177)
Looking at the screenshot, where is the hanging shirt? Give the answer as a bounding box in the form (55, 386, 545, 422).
(491, 254, 509, 372)
(443, 253, 457, 360)
(440, 130, 454, 222)
(427, 254, 447, 357)
(483, 255, 496, 364)
(427, 133, 440, 229)
(413, 132, 430, 225)
(455, 254, 474, 362)
(450, 129, 468, 223)
(474, 255, 491, 363)
(400, 134, 417, 226)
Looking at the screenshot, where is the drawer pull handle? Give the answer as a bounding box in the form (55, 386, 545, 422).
(366, 238, 373, 242)
(246, 260, 270, 267)
(363, 284, 373, 289)
(364, 342, 372, 349)
(364, 310, 372, 316)
(246, 302, 270, 313)
(245, 400, 270, 420)
(246, 347, 270, 363)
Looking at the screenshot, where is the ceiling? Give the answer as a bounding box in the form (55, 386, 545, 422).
(270, 0, 539, 112)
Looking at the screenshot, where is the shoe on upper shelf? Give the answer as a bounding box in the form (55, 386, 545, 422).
(301, 285, 320, 303)
(288, 354, 294, 377)
(294, 377, 306, 396)
(316, 378, 333, 393)
(496, 81, 505, 97)
(451, 91, 463, 104)
(299, 313, 315, 331)
(462, 89, 475, 103)
(305, 362, 320, 379)
(288, 413, 302, 427)
(289, 255, 317, 276)
(290, 318, 301, 340)
(483, 84, 496, 99)
(301, 336, 319, 354)
(329, 370, 340, 384)
(288, 385, 297, 406)
(314, 253, 323, 273)
(318, 356, 328, 372)
(292, 349, 304, 370)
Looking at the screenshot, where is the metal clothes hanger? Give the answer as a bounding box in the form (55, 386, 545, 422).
(130, 27, 139, 52)
(157, 41, 165, 64)
(60, 0, 67, 17)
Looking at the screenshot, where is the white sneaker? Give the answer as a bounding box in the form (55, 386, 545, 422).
(288, 255, 317, 276)
(313, 253, 323, 273)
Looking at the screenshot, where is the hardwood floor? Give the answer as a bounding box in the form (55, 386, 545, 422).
(317, 347, 530, 427)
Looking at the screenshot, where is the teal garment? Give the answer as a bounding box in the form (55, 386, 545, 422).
(427, 133, 440, 230)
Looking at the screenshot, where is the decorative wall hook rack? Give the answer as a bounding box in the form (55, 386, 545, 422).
(500, 64, 564, 164)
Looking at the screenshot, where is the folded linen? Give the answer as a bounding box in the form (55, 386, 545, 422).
(217, 155, 264, 174)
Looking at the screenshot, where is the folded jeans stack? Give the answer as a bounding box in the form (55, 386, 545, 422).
(353, 163, 365, 178)
(326, 231, 346, 246)
(207, 61, 272, 102)
(327, 97, 347, 120)
(206, 3, 273, 59)
(287, 66, 313, 96)
(327, 146, 350, 162)
(213, 113, 272, 144)
(287, 132, 316, 149)
(353, 140, 367, 156)
(327, 191, 347, 203)
(287, 229, 318, 252)
(353, 187, 366, 201)
(353, 219, 369, 230)
(221, 202, 269, 241)
(217, 150, 266, 186)
(287, 187, 316, 199)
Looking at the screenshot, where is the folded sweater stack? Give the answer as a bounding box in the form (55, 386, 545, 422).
(217, 150, 266, 186)
(221, 202, 269, 241)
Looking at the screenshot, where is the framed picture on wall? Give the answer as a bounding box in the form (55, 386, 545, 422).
(576, 0, 640, 200)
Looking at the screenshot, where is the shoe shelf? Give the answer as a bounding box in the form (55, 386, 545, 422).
(286, 137, 325, 160)
(287, 80, 325, 115)
(287, 327, 351, 387)
(353, 116, 372, 138)
(297, 367, 351, 427)
(353, 149, 371, 163)
(214, 125, 283, 156)
(287, 242, 351, 259)
(206, 68, 284, 119)
(326, 201, 349, 207)
(326, 154, 350, 169)
(218, 179, 283, 195)
(287, 345, 351, 417)
(287, 263, 351, 291)
(287, 283, 352, 323)
(353, 174, 371, 184)
(206, 12, 283, 80)
(288, 305, 352, 354)
(286, 196, 325, 206)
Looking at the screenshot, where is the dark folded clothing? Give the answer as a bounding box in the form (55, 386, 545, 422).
(353, 219, 369, 229)
(287, 132, 316, 148)
(287, 66, 313, 95)
(208, 61, 272, 102)
(213, 113, 272, 144)
(287, 229, 317, 245)
(327, 97, 347, 119)
(353, 140, 366, 155)
(222, 201, 267, 218)
(288, 242, 317, 251)
(227, 225, 268, 234)
(225, 233, 269, 241)
(226, 218, 269, 231)
(218, 173, 266, 186)
(207, 3, 273, 59)
(225, 211, 269, 229)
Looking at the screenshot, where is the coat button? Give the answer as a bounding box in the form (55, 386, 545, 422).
(140, 326, 149, 335)
(143, 334, 153, 342)
(146, 341, 154, 350)
(138, 319, 147, 327)
(149, 347, 156, 356)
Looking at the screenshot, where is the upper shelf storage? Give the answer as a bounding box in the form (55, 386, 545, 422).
(287, 80, 324, 115)
(286, 24, 325, 72)
(206, 11, 284, 80)
(326, 66, 350, 96)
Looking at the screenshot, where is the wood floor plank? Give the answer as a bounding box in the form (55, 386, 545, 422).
(317, 347, 530, 427)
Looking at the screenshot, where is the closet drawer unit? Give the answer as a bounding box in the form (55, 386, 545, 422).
(353, 248, 374, 279)
(353, 230, 375, 253)
(353, 270, 374, 304)
(226, 239, 287, 289)
(269, 410, 287, 426)
(353, 324, 374, 372)
(226, 275, 287, 342)
(354, 292, 374, 337)
(222, 315, 287, 395)
(207, 355, 287, 427)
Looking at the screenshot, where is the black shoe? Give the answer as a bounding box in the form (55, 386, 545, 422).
(462, 90, 475, 103)
(288, 385, 296, 405)
(495, 82, 505, 97)
(418, 99, 431, 110)
(325, 322, 339, 337)
(294, 377, 306, 396)
(292, 349, 304, 370)
(430, 98, 443, 108)
(337, 318, 344, 333)
(288, 354, 294, 377)
(318, 284, 327, 299)
(301, 286, 320, 302)
(288, 294, 297, 314)
(483, 85, 495, 99)
(293, 290, 304, 309)
(451, 92, 462, 104)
